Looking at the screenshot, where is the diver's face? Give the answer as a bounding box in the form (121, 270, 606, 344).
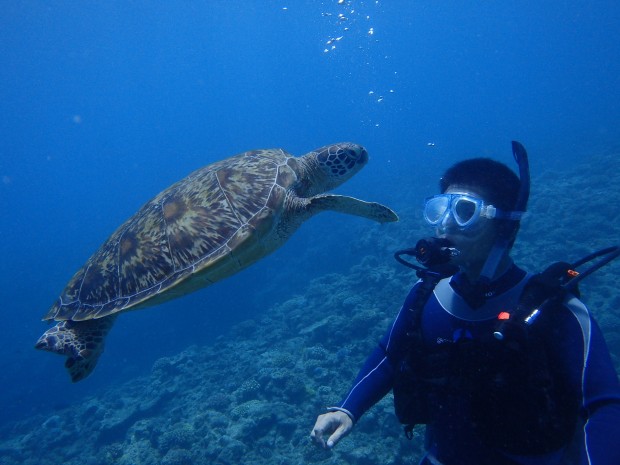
(436, 186, 499, 270)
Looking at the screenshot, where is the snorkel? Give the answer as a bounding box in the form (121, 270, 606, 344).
(478, 141, 530, 283)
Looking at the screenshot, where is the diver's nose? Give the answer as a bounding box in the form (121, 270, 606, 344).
(438, 209, 458, 233)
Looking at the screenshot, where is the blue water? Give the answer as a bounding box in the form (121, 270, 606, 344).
(1, 0, 619, 429)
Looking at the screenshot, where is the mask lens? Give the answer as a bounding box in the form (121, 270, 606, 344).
(424, 196, 450, 225)
(453, 197, 478, 226)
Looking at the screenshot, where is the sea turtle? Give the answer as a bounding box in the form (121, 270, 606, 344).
(35, 142, 398, 382)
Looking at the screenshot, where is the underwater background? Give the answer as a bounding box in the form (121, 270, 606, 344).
(1, 1, 619, 464)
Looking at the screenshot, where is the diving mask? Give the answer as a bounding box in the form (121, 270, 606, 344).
(423, 193, 524, 229)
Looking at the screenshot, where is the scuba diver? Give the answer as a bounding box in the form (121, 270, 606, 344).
(310, 142, 620, 465)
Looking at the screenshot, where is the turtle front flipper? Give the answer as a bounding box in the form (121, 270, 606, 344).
(35, 316, 116, 382)
(308, 194, 399, 223)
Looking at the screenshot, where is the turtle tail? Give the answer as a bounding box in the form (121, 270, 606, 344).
(35, 315, 117, 382)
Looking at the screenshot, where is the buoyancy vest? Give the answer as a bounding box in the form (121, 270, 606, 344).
(393, 276, 580, 455)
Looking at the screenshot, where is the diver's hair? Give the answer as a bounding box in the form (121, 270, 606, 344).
(439, 158, 523, 212)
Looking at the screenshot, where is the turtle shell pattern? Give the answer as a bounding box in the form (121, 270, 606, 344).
(45, 149, 298, 322)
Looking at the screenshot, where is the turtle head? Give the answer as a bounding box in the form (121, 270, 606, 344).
(301, 142, 369, 194)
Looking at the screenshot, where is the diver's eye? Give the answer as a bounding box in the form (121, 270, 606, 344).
(454, 200, 476, 223)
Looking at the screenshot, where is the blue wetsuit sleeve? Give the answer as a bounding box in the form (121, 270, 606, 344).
(336, 286, 420, 422)
(579, 316, 620, 464)
(337, 346, 393, 421)
(549, 297, 620, 465)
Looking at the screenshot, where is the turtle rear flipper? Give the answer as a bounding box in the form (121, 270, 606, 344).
(309, 194, 399, 223)
(35, 316, 116, 382)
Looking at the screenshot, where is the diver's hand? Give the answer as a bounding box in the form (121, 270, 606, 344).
(310, 411, 353, 449)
